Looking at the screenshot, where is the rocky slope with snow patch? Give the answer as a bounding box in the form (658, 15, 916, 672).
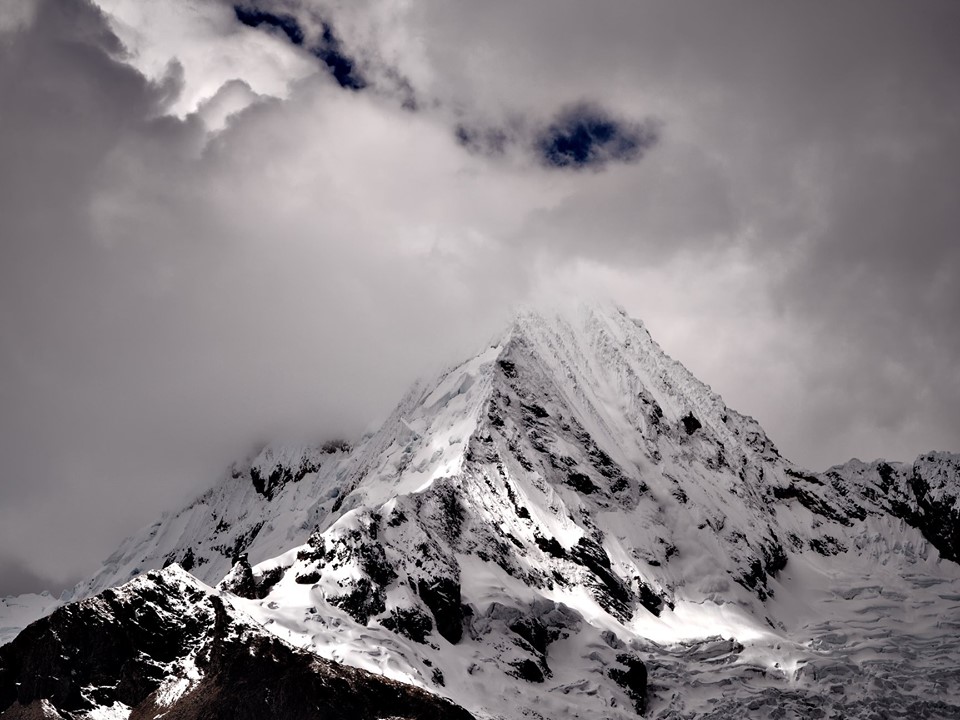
(0, 565, 473, 720)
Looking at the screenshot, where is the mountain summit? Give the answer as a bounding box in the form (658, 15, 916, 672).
(3, 303, 959, 719)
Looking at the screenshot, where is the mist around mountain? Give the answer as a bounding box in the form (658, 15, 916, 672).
(2, 303, 959, 719)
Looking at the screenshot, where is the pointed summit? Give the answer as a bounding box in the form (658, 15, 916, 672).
(334, 301, 778, 512)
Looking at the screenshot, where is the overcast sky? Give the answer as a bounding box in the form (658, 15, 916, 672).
(1, 0, 958, 596)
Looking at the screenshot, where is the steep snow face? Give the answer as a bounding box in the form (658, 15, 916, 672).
(3, 302, 959, 719)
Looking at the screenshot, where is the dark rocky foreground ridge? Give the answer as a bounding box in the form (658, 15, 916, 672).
(0, 566, 473, 720)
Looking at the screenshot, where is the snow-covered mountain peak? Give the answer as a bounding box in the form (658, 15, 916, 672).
(4, 302, 960, 718)
(504, 301, 773, 449)
(199, 302, 958, 718)
(322, 300, 762, 529)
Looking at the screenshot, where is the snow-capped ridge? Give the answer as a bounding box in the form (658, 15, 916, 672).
(0, 562, 474, 720)
(3, 302, 960, 719)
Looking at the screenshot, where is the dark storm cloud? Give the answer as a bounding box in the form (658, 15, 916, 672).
(768, 129, 960, 464)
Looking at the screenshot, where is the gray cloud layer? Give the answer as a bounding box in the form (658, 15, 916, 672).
(1, 0, 958, 594)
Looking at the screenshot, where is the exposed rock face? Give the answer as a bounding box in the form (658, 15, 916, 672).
(817, 452, 960, 561)
(908, 452, 960, 562)
(1, 568, 212, 716)
(0, 567, 472, 720)
(610, 654, 649, 715)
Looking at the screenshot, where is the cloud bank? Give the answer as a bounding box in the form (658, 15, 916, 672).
(0, 0, 958, 594)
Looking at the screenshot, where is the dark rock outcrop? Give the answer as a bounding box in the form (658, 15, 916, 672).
(417, 577, 465, 644)
(0, 567, 473, 720)
(817, 452, 960, 564)
(907, 452, 960, 562)
(681, 412, 702, 436)
(609, 654, 648, 715)
(570, 536, 633, 621)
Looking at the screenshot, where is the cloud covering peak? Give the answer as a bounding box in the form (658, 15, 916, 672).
(1, 0, 959, 595)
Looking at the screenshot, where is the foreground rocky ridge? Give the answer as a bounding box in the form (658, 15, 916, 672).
(3, 303, 959, 718)
(0, 566, 473, 720)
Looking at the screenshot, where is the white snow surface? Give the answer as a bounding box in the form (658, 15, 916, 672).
(4, 302, 959, 718)
(0, 592, 60, 649)
(84, 701, 131, 720)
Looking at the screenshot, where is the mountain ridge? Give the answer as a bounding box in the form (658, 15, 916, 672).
(3, 302, 959, 719)
(0, 565, 475, 720)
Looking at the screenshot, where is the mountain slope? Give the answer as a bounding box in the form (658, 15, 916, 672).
(0, 442, 352, 646)
(3, 302, 959, 719)
(0, 565, 474, 720)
